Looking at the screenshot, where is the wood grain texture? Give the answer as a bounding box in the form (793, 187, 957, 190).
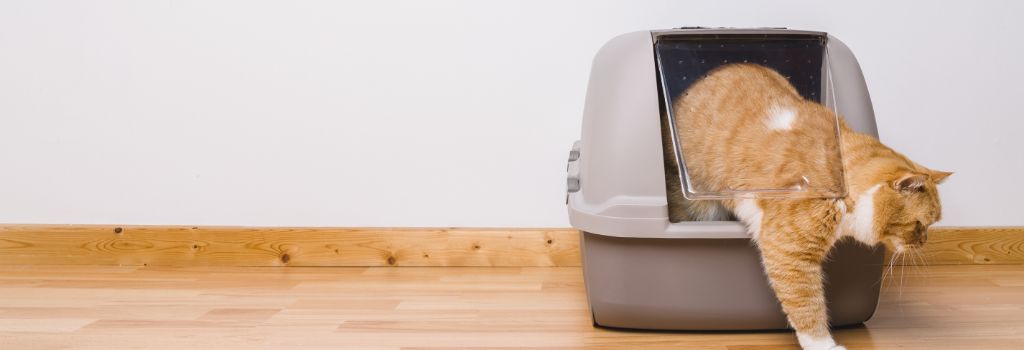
(1, 265, 1023, 349)
(0, 225, 579, 267)
(884, 227, 1024, 265)
(0, 225, 1020, 267)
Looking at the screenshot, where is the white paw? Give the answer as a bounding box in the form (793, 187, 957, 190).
(796, 332, 840, 350)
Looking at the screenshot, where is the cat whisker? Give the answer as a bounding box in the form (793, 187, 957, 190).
(912, 248, 930, 288)
(875, 248, 900, 289)
(898, 252, 906, 307)
(913, 250, 925, 285)
(889, 249, 901, 278)
(885, 249, 900, 289)
(909, 247, 925, 278)
(917, 247, 935, 267)
(912, 249, 923, 282)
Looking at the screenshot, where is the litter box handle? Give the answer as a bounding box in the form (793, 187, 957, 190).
(566, 140, 582, 203)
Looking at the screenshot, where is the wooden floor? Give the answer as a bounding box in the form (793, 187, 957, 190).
(1, 265, 1022, 349)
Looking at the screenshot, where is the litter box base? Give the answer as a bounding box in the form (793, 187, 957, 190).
(580, 231, 884, 331)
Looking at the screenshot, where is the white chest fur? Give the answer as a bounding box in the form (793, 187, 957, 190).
(837, 184, 881, 245)
(734, 199, 764, 240)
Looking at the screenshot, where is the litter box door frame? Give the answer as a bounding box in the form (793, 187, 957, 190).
(653, 30, 848, 201)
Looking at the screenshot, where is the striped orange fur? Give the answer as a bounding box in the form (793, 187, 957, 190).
(665, 64, 951, 350)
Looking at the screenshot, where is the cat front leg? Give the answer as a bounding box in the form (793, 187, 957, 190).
(758, 230, 844, 350)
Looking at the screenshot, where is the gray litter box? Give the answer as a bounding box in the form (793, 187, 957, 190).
(565, 28, 885, 330)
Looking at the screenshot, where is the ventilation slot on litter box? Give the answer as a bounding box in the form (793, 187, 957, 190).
(655, 34, 848, 202)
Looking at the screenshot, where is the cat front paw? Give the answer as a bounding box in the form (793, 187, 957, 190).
(796, 332, 844, 350)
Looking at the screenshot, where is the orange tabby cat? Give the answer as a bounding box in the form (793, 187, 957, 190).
(666, 64, 951, 350)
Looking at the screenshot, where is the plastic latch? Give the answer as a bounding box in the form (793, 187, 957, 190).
(567, 178, 580, 193)
(566, 140, 581, 196)
(569, 140, 581, 161)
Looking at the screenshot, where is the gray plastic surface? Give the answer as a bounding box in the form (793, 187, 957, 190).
(568, 28, 883, 331)
(582, 232, 884, 330)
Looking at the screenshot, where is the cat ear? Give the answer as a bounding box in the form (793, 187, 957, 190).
(894, 173, 928, 192)
(929, 170, 953, 184)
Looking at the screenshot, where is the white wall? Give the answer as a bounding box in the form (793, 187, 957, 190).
(1, 0, 1020, 227)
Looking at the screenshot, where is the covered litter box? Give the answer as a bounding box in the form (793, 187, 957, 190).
(565, 28, 885, 330)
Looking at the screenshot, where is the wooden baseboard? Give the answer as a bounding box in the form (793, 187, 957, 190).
(0, 225, 580, 267)
(889, 226, 1024, 265)
(0, 225, 1020, 266)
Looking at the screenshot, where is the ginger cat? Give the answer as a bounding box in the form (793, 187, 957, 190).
(664, 64, 951, 350)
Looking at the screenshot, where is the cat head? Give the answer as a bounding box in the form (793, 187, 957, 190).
(871, 167, 952, 252)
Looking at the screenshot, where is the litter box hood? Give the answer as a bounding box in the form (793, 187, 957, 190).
(567, 28, 878, 239)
